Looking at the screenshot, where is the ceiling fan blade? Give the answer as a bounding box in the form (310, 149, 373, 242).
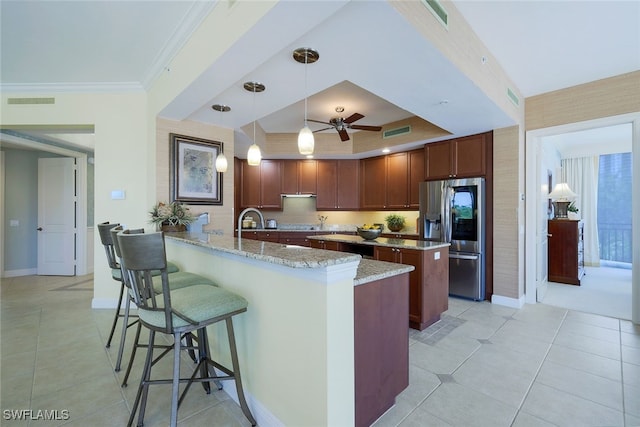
(344, 113, 364, 124)
(350, 125, 382, 132)
(312, 127, 334, 133)
(307, 119, 332, 125)
(338, 128, 350, 142)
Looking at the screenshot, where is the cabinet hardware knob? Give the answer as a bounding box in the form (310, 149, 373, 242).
(547, 233, 552, 237)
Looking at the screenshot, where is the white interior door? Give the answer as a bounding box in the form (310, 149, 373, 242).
(37, 157, 76, 275)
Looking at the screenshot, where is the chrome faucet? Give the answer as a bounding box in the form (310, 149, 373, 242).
(237, 207, 265, 240)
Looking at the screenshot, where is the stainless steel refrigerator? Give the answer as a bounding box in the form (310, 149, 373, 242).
(419, 178, 485, 300)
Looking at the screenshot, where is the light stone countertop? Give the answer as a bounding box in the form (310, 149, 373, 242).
(165, 231, 414, 285)
(354, 259, 414, 285)
(308, 233, 450, 251)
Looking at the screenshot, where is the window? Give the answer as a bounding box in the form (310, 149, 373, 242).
(597, 152, 632, 265)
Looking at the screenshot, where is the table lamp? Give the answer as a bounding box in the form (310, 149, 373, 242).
(548, 182, 576, 219)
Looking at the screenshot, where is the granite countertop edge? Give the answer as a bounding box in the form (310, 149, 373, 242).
(354, 259, 414, 285)
(307, 233, 450, 250)
(165, 232, 361, 269)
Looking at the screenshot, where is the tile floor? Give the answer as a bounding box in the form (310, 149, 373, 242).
(1, 274, 639, 426)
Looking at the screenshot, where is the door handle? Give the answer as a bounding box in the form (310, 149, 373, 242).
(450, 253, 479, 260)
(37, 227, 43, 231)
(547, 233, 552, 237)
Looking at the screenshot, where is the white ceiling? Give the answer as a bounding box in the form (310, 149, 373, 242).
(1, 0, 638, 156)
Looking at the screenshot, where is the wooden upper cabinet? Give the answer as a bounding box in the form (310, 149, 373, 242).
(408, 149, 425, 208)
(282, 160, 317, 195)
(336, 160, 359, 210)
(360, 156, 387, 209)
(454, 134, 486, 178)
(240, 159, 282, 210)
(386, 152, 409, 209)
(316, 160, 359, 210)
(425, 133, 487, 179)
(424, 141, 452, 180)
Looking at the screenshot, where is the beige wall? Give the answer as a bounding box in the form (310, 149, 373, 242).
(493, 126, 522, 299)
(526, 71, 640, 131)
(156, 118, 235, 234)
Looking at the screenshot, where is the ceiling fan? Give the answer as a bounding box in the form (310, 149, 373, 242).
(308, 112, 382, 142)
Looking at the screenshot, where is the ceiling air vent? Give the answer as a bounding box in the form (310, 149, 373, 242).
(507, 88, 520, 106)
(421, 0, 448, 29)
(383, 125, 412, 139)
(7, 97, 55, 105)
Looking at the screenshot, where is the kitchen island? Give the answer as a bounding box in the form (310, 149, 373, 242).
(309, 234, 450, 330)
(162, 231, 413, 427)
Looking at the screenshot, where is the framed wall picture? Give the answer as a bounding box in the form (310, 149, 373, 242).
(170, 133, 223, 205)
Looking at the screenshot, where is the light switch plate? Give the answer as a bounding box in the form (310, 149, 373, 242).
(9, 219, 19, 227)
(111, 190, 126, 200)
(434, 251, 440, 260)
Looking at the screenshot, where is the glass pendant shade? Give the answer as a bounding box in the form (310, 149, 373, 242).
(215, 152, 228, 173)
(298, 125, 314, 155)
(247, 144, 262, 166)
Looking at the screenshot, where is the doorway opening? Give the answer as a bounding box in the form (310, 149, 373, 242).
(525, 112, 639, 324)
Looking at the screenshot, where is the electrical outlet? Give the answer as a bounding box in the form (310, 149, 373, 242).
(9, 220, 19, 227)
(434, 251, 440, 260)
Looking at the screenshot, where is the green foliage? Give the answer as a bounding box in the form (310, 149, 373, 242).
(149, 201, 195, 226)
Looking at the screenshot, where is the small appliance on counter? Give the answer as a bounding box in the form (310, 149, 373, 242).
(266, 219, 278, 229)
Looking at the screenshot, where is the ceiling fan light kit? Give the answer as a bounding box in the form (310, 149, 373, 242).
(244, 81, 265, 166)
(293, 47, 319, 156)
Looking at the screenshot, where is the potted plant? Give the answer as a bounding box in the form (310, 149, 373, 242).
(149, 201, 195, 232)
(567, 202, 580, 220)
(385, 214, 406, 232)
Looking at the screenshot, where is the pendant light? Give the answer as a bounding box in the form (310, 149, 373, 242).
(244, 81, 265, 166)
(211, 104, 230, 173)
(293, 47, 319, 156)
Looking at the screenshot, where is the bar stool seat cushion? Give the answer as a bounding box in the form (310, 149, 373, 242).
(151, 272, 217, 294)
(139, 285, 248, 329)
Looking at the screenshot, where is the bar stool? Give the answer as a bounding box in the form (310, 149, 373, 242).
(117, 230, 256, 427)
(109, 226, 217, 387)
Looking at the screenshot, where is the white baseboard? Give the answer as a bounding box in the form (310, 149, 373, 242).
(491, 293, 526, 309)
(91, 297, 120, 309)
(214, 367, 284, 427)
(2, 268, 37, 278)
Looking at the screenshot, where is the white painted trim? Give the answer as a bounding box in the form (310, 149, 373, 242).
(1, 133, 90, 277)
(91, 297, 120, 309)
(491, 293, 525, 309)
(525, 112, 639, 324)
(3, 268, 38, 278)
(214, 368, 284, 427)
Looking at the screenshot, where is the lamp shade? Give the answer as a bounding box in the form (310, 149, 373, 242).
(298, 125, 314, 155)
(215, 152, 228, 173)
(247, 144, 262, 166)
(548, 182, 576, 201)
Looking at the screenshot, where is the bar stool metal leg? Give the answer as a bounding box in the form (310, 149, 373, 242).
(105, 281, 125, 348)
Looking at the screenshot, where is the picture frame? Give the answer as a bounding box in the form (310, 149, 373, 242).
(170, 133, 223, 205)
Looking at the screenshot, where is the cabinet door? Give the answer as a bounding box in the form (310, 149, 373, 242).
(281, 160, 298, 195)
(241, 161, 261, 208)
(424, 141, 452, 180)
(298, 160, 317, 194)
(408, 149, 425, 208)
(316, 160, 338, 209)
(454, 134, 486, 178)
(336, 160, 360, 210)
(386, 152, 409, 209)
(374, 246, 398, 263)
(260, 160, 282, 209)
(361, 156, 387, 209)
(397, 249, 423, 325)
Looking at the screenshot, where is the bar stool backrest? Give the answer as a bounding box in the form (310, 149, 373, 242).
(97, 222, 121, 269)
(117, 230, 189, 333)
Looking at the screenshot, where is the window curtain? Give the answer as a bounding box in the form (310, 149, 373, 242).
(561, 156, 600, 266)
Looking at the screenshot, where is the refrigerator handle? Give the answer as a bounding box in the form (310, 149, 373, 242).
(443, 183, 452, 243)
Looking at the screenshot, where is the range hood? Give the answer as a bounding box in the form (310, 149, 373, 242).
(281, 193, 316, 198)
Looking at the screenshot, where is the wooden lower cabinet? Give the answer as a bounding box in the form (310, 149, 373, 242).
(354, 273, 409, 427)
(278, 231, 314, 247)
(309, 238, 342, 251)
(548, 219, 585, 285)
(240, 230, 279, 242)
(374, 245, 448, 330)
